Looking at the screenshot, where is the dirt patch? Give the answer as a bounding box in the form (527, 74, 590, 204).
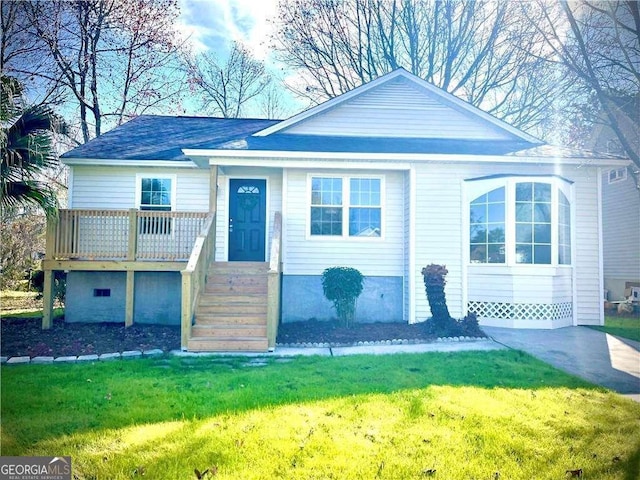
(1, 317, 180, 357)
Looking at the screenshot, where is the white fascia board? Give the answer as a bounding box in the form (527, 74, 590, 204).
(62, 157, 200, 168)
(183, 148, 632, 168)
(253, 70, 407, 137)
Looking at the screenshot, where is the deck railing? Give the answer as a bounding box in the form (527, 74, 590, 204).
(267, 212, 282, 350)
(49, 209, 209, 261)
(180, 214, 216, 350)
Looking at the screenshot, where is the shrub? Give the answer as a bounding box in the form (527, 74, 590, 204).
(321, 267, 364, 328)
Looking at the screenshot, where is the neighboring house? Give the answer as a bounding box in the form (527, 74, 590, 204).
(585, 95, 640, 302)
(42, 69, 629, 351)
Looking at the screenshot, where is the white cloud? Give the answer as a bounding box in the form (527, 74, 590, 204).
(177, 0, 279, 58)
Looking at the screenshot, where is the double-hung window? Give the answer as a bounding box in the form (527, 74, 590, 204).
(468, 177, 572, 266)
(137, 175, 175, 234)
(310, 176, 382, 238)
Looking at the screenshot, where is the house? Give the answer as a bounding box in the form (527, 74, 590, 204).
(42, 69, 630, 352)
(584, 95, 640, 302)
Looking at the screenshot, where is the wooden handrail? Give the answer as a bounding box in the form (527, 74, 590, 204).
(49, 209, 208, 261)
(267, 212, 282, 350)
(181, 213, 216, 350)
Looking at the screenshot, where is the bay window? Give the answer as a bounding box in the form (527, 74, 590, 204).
(468, 177, 572, 266)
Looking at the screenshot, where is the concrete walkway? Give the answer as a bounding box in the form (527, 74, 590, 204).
(483, 326, 640, 399)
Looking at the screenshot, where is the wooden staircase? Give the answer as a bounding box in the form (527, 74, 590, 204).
(187, 262, 270, 352)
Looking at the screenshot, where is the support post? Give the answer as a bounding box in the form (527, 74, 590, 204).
(181, 271, 192, 350)
(209, 166, 218, 214)
(266, 270, 280, 351)
(42, 216, 57, 329)
(125, 270, 135, 327)
(42, 270, 55, 330)
(127, 208, 138, 260)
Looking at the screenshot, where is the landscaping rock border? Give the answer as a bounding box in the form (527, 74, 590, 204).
(0, 336, 490, 365)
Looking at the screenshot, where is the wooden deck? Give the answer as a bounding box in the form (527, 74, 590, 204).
(42, 208, 282, 353)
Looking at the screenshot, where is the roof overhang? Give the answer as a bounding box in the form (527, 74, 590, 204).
(182, 148, 632, 168)
(62, 157, 200, 168)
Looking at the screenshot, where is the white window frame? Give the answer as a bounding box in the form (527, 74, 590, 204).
(466, 176, 572, 267)
(135, 174, 177, 236)
(306, 173, 385, 241)
(608, 167, 627, 184)
(135, 174, 177, 211)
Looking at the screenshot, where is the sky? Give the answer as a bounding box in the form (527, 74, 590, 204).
(176, 0, 303, 117)
(177, 0, 280, 59)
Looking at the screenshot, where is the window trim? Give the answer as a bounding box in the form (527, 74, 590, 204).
(135, 174, 177, 236)
(466, 176, 573, 267)
(306, 173, 385, 241)
(135, 173, 177, 211)
(608, 167, 627, 184)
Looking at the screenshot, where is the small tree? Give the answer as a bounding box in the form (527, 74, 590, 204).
(421, 264, 452, 325)
(321, 267, 364, 328)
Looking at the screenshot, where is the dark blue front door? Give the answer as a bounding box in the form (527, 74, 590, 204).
(229, 179, 266, 261)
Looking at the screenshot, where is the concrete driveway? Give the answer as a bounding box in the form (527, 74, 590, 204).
(483, 326, 640, 399)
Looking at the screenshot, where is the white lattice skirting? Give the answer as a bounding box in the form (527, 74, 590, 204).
(467, 301, 573, 321)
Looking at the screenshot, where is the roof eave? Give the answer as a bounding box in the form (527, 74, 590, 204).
(182, 148, 630, 167)
(62, 157, 200, 168)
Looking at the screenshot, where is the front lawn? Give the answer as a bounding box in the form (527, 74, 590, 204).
(589, 315, 640, 342)
(2, 351, 639, 479)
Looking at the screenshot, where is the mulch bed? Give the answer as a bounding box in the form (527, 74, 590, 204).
(1, 316, 484, 358)
(1, 317, 180, 358)
(277, 319, 439, 345)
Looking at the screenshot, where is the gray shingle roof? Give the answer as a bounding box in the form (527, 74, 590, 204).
(61, 114, 616, 161)
(61, 115, 279, 161)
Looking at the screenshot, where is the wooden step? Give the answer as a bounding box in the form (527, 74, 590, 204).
(209, 262, 269, 275)
(187, 337, 269, 352)
(191, 324, 267, 338)
(199, 293, 267, 305)
(196, 303, 267, 315)
(194, 313, 267, 325)
(204, 283, 268, 294)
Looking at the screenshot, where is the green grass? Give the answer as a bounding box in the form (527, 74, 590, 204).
(2, 351, 639, 479)
(589, 315, 640, 342)
(0, 290, 64, 318)
(0, 307, 64, 319)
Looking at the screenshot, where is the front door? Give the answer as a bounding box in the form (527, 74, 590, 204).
(228, 179, 266, 261)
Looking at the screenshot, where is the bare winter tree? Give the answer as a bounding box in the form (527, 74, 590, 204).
(8, 0, 187, 144)
(273, 0, 574, 133)
(526, 1, 639, 172)
(187, 42, 272, 118)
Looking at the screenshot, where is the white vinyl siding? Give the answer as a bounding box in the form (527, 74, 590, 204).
(214, 167, 283, 262)
(283, 77, 513, 140)
(403, 170, 411, 322)
(284, 169, 404, 276)
(602, 168, 640, 300)
(70, 166, 209, 211)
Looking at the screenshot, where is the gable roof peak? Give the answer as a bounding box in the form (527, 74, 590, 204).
(254, 68, 543, 145)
